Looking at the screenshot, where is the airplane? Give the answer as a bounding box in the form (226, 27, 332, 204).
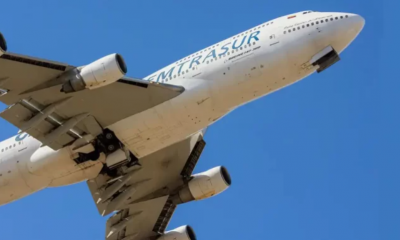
(0, 10, 364, 240)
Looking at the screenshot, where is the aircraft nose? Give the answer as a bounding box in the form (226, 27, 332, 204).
(349, 14, 365, 34)
(330, 13, 365, 53)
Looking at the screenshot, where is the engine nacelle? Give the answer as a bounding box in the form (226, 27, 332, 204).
(0, 32, 7, 56)
(61, 53, 127, 93)
(174, 166, 231, 204)
(158, 226, 196, 240)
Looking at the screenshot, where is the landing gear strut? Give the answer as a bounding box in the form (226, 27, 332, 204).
(73, 129, 139, 176)
(310, 46, 340, 73)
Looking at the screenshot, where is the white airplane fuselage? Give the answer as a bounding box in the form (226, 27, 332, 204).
(0, 11, 364, 205)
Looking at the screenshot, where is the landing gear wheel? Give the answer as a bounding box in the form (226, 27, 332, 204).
(107, 144, 116, 152)
(106, 133, 113, 140)
(97, 129, 121, 154)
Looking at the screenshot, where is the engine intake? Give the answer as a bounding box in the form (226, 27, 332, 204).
(158, 225, 196, 240)
(174, 166, 231, 204)
(61, 53, 127, 93)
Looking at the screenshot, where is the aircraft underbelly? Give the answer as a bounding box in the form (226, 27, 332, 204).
(109, 78, 223, 158)
(0, 156, 33, 206)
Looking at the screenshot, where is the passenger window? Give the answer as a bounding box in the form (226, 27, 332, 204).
(316, 21, 319, 24)
(297, 27, 300, 30)
(284, 31, 286, 34)
(346, 15, 348, 18)
(340, 16, 343, 19)
(302, 25, 305, 28)
(288, 29, 291, 32)
(311, 23, 314, 26)
(307, 24, 310, 27)
(331, 18, 333, 21)
(335, 17, 338, 20)
(325, 19, 328, 22)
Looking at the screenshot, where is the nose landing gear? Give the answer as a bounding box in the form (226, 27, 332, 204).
(310, 46, 341, 73)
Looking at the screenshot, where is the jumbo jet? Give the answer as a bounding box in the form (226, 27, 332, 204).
(0, 10, 364, 240)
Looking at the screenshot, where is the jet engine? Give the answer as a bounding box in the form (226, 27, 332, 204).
(173, 166, 231, 204)
(158, 226, 196, 240)
(0, 32, 7, 56)
(61, 53, 127, 93)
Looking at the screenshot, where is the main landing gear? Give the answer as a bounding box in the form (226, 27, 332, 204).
(73, 129, 139, 177)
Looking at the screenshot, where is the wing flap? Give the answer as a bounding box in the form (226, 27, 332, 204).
(88, 132, 203, 216)
(106, 196, 171, 240)
(0, 101, 77, 149)
(87, 132, 206, 240)
(0, 102, 32, 125)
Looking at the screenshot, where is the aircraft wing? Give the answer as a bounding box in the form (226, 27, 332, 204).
(87, 132, 206, 240)
(0, 51, 184, 150)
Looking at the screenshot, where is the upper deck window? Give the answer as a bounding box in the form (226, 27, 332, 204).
(303, 10, 314, 14)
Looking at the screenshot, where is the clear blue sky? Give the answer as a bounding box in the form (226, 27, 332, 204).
(0, 0, 396, 239)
